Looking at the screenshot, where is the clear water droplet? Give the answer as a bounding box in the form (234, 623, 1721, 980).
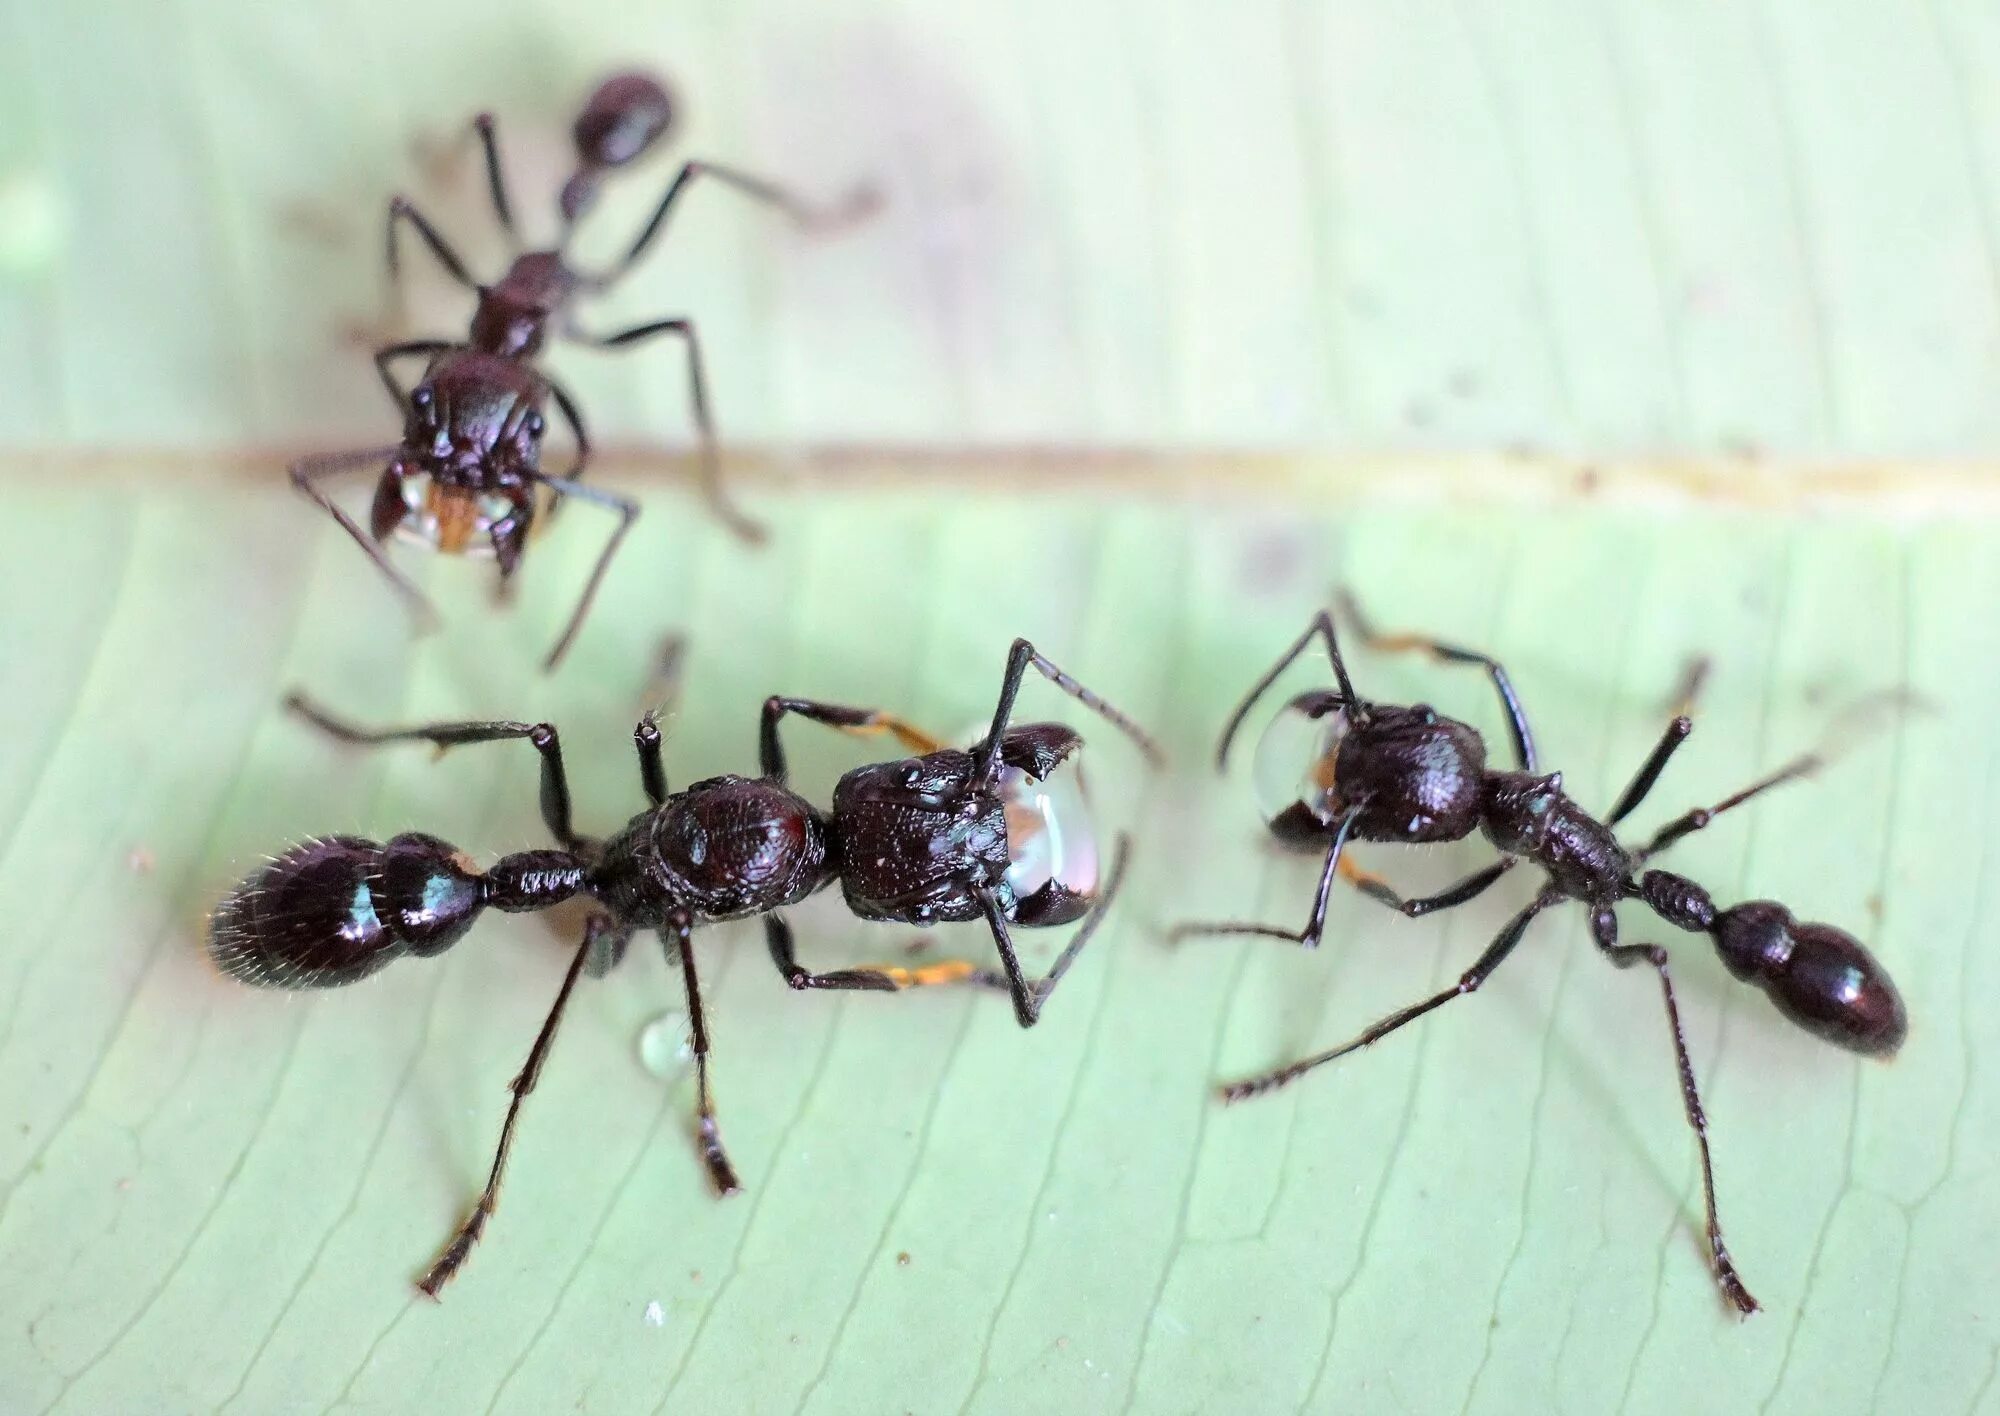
(637, 1011, 691, 1077)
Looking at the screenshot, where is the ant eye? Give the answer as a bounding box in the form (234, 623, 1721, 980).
(526, 412, 545, 436)
(1252, 695, 1353, 826)
(411, 386, 433, 408)
(999, 760, 1100, 907)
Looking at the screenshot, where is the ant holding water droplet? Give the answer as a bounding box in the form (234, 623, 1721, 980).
(1173, 592, 1907, 1316)
(290, 70, 874, 669)
(208, 638, 1161, 1297)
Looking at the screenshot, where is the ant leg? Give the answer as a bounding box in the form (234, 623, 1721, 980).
(763, 914, 1003, 995)
(976, 835, 1134, 1027)
(1343, 855, 1517, 919)
(1607, 715, 1695, 827)
(289, 446, 440, 633)
(385, 197, 479, 298)
(1633, 754, 1824, 864)
(975, 637, 1166, 782)
(529, 380, 640, 671)
(602, 159, 867, 285)
(1217, 611, 1360, 771)
(372, 339, 454, 411)
(571, 316, 764, 544)
(418, 915, 611, 1298)
(544, 376, 593, 484)
(1664, 656, 1712, 718)
(663, 912, 741, 1195)
(1635, 690, 1922, 860)
(470, 113, 516, 240)
(1590, 911, 1760, 1316)
(758, 695, 949, 785)
(1219, 890, 1557, 1102)
(633, 635, 686, 807)
(1336, 589, 1537, 771)
(284, 692, 578, 849)
(635, 712, 668, 807)
(1169, 807, 1364, 949)
(531, 470, 637, 673)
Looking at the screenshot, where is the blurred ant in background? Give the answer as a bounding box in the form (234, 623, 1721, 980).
(291, 70, 872, 669)
(1175, 592, 1907, 1315)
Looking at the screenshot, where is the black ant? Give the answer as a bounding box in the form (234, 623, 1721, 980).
(1172, 593, 1907, 1316)
(207, 639, 1161, 1297)
(290, 70, 870, 670)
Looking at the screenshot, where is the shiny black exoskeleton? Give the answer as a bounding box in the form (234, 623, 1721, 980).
(208, 639, 1159, 1298)
(290, 68, 870, 669)
(1176, 595, 1908, 1316)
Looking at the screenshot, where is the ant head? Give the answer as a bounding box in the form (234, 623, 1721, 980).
(991, 725, 1100, 927)
(1251, 689, 1357, 844)
(1710, 902, 1907, 1056)
(208, 833, 484, 990)
(1340, 702, 1490, 845)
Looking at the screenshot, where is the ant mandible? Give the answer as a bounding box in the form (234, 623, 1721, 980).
(208, 639, 1161, 1297)
(291, 71, 870, 670)
(1173, 592, 1907, 1316)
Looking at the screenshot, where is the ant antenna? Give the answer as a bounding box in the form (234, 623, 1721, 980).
(1216, 610, 1363, 772)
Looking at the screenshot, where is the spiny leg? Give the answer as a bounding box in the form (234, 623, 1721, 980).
(601, 159, 870, 286)
(664, 913, 741, 1195)
(1216, 611, 1360, 771)
(418, 916, 611, 1298)
(1664, 656, 1711, 719)
(1607, 715, 1695, 827)
(1169, 806, 1364, 949)
(534, 382, 640, 672)
(470, 112, 516, 239)
(385, 198, 478, 303)
(633, 636, 686, 807)
(758, 695, 950, 785)
(1336, 589, 1537, 771)
(284, 693, 577, 848)
(1633, 690, 1919, 861)
(1219, 890, 1558, 1102)
(1589, 910, 1759, 1316)
(572, 316, 764, 544)
(1633, 754, 1823, 864)
(1343, 855, 1517, 919)
(763, 914, 1003, 995)
(635, 712, 668, 807)
(288, 445, 439, 633)
(975, 637, 1165, 781)
(977, 834, 1134, 1027)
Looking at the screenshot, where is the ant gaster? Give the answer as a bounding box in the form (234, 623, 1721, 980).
(1173, 594, 1907, 1316)
(291, 70, 870, 669)
(208, 640, 1161, 1297)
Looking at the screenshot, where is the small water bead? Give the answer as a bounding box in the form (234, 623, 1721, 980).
(1250, 694, 1352, 826)
(637, 1010, 692, 1078)
(998, 762, 1100, 901)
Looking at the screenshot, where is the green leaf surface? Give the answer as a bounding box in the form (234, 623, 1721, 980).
(6, 1, 2000, 1410)
(0, 465, 1992, 1416)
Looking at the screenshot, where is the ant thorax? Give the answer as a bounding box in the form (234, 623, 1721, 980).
(1251, 691, 1352, 838)
(997, 758, 1101, 920)
(390, 474, 520, 555)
